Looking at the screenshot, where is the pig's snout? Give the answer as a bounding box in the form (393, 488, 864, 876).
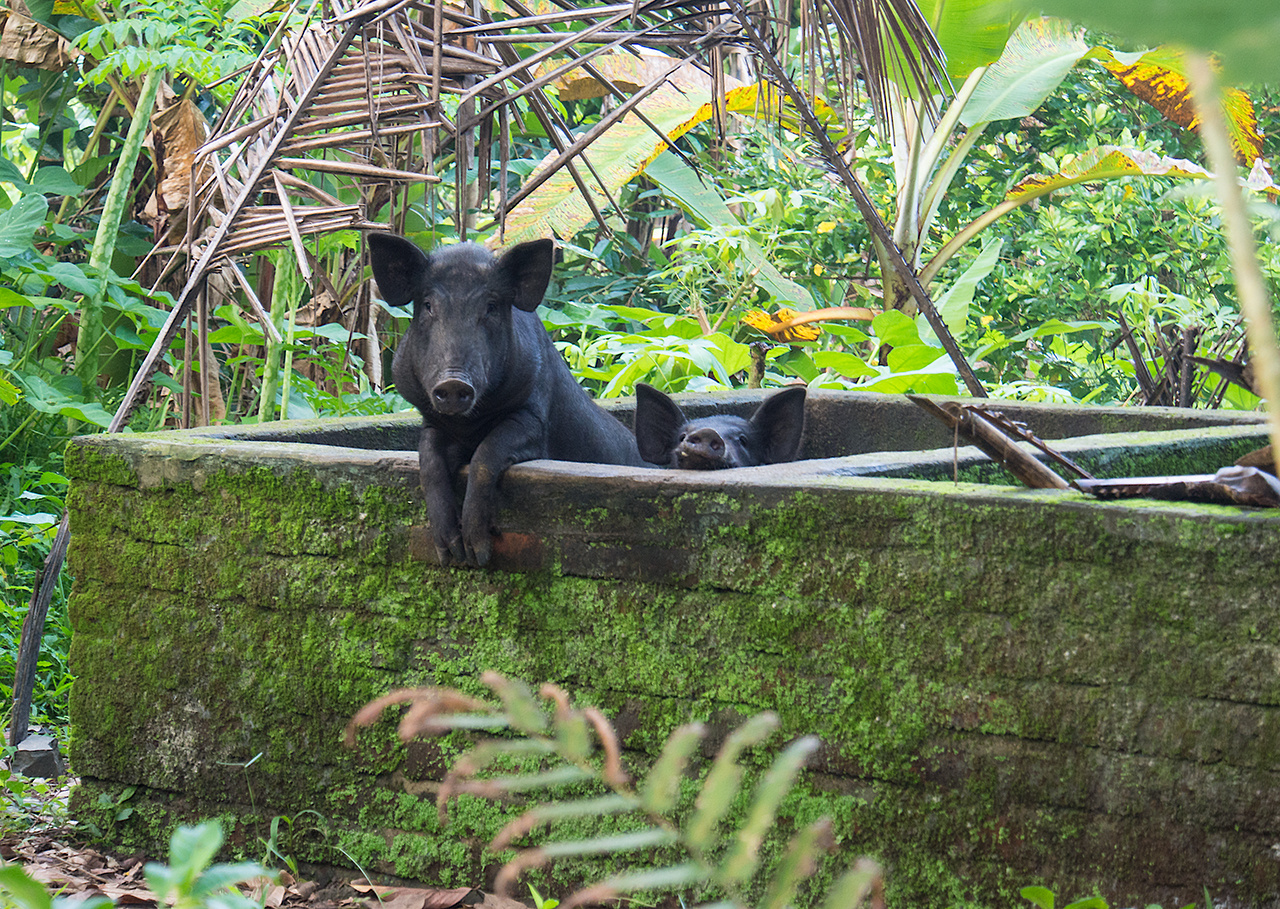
(686, 428, 725, 456)
(431, 377, 476, 415)
(676, 428, 728, 469)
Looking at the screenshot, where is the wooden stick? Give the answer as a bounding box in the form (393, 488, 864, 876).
(273, 156, 442, 180)
(225, 263, 284, 343)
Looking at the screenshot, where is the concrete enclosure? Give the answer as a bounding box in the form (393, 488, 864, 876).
(64, 391, 1280, 907)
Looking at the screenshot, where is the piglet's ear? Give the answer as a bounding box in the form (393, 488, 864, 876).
(751, 385, 807, 464)
(634, 383, 688, 466)
(492, 239, 555, 312)
(368, 232, 430, 308)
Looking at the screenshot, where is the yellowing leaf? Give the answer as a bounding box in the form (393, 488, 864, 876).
(1089, 46, 1262, 162)
(816, 221, 837, 233)
(742, 310, 781, 331)
(502, 54, 842, 243)
(744, 308, 821, 342)
(52, 0, 91, 14)
(1007, 146, 1212, 201)
(742, 306, 879, 343)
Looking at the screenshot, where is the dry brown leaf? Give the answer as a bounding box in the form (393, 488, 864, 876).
(469, 893, 527, 909)
(420, 887, 475, 908)
(0, 11, 71, 69)
(375, 885, 475, 909)
(24, 863, 73, 886)
(348, 882, 390, 894)
(142, 83, 212, 231)
(100, 885, 160, 904)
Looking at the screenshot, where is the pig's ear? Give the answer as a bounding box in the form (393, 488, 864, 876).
(751, 386, 807, 463)
(634, 383, 687, 465)
(493, 239, 555, 312)
(368, 232, 430, 308)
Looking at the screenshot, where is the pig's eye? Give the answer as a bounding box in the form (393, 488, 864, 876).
(485, 299, 499, 316)
(419, 297, 433, 314)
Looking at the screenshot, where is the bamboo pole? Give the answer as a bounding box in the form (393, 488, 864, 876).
(1187, 55, 1280, 474)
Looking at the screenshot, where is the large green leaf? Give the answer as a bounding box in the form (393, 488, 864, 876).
(0, 195, 48, 257)
(17, 374, 114, 427)
(30, 167, 85, 196)
(1035, 0, 1280, 84)
(961, 17, 1088, 126)
(918, 236, 1002, 345)
(813, 350, 878, 379)
(918, 0, 1027, 82)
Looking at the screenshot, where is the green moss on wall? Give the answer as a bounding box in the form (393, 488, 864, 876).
(63, 428, 1280, 909)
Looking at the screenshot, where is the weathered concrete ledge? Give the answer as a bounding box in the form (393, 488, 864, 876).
(64, 391, 1280, 908)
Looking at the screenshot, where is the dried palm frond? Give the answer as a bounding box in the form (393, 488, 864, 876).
(107, 0, 951, 430)
(797, 0, 949, 133)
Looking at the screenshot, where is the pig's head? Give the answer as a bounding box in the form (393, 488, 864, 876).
(635, 384, 807, 469)
(371, 233, 554, 418)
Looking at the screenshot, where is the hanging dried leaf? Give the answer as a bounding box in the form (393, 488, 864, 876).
(0, 10, 71, 69)
(142, 84, 212, 230)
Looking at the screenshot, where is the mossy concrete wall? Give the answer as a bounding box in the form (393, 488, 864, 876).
(63, 391, 1280, 908)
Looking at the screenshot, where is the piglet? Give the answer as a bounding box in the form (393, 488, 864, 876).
(370, 233, 645, 567)
(634, 383, 806, 469)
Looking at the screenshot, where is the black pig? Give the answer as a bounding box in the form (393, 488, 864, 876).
(634, 383, 807, 469)
(370, 233, 645, 567)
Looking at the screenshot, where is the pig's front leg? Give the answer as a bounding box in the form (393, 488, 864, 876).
(418, 426, 468, 565)
(461, 413, 544, 567)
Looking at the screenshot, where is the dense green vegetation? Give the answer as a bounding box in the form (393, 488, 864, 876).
(0, 0, 1276, 831)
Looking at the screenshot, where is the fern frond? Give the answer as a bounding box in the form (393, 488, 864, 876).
(352, 676, 886, 909)
(720, 735, 821, 884)
(491, 794, 640, 851)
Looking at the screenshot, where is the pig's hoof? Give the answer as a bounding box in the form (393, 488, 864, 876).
(434, 530, 465, 565)
(465, 533, 493, 568)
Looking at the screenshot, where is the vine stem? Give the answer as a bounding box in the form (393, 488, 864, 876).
(74, 69, 164, 386)
(1186, 55, 1280, 472)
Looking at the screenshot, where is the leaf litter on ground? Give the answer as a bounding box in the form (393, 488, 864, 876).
(0, 776, 526, 909)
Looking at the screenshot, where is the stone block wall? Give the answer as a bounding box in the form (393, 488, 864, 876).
(63, 392, 1280, 907)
